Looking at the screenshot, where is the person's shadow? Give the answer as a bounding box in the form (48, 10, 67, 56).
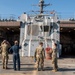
(43, 67, 53, 71)
(42, 67, 75, 72)
(58, 68, 75, 72)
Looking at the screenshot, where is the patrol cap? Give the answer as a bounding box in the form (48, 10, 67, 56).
(14, 40, 18, 45)
(39, 42, 43, 45)
(3, 40, 7, 43)
(53, 41, 57, 46)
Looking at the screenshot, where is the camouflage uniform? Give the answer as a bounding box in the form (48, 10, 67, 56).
(52, 43, 58, 71)
(0, 41, 10, 69)
(34, 45, 45, 71)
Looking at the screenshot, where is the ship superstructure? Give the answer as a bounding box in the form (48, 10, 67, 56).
(19, 0, 60, 57)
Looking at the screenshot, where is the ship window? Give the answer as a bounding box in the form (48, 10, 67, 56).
(27, 25, 39, 36)
(40, 26, 49, 32)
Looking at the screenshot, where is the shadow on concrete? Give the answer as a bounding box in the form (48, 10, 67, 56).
(44, 67, 53, 71)
(0, 67, 36, 71)
(20, 67, 36, 71)
(20, 64, 34, 66)
(0, 63, 35, 66)
(58, 68, 75, 72)
(43, 67, 75, 72)
(59, 55, 75, 59)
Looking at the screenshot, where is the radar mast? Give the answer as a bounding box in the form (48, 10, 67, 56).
(39, 0, 51, 14)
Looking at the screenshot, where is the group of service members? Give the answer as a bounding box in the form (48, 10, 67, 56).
(34, 42, 58, 72)
(0, 40, 20, 70)
(0, 40, 58, 72)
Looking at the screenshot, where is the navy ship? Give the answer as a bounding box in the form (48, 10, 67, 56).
(19, 0, 60, 57)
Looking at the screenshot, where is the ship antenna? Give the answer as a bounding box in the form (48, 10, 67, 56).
(39, 0, 52, 14)
(32, 0, 52, 14)
(39, 0, 44, 14)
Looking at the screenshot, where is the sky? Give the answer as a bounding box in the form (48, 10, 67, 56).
(0, 0, 75, 19)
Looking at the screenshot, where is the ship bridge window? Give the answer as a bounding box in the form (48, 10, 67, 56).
(27, 25, 39, 36)
(40, 26, 49, 32)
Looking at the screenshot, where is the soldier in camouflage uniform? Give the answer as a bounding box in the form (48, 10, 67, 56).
(52, 42, 58, 72)
(34, 42, 45, 71)
(0, 40, 10, 69)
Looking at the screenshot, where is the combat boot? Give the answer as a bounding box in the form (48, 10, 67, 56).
(52, 69, 57, 72)
(41, 69, 44, 71)
(41, 67, 44, 71)
(37, 68, 39, 71)
(5, 66, 8, 69)
(2, 66, 5, 69)
(40, 65, 44, 71)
